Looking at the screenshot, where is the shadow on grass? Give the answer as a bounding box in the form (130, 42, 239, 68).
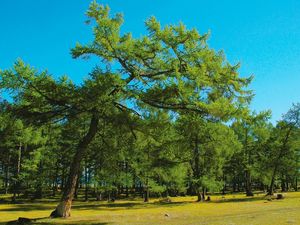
(0, 204, 54, 212)
(2, 220, 109, 225)
(214, 196, 266, 203)
(71, 200, 191, 211)
(29, 222, 109, 225)
(0, 196, 269, 214)
(2, 216, 110, 225)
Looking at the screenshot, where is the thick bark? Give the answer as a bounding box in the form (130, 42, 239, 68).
(50, 114, 99, 218)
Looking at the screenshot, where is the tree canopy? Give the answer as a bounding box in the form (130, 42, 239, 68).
(0, 1, 299, 219)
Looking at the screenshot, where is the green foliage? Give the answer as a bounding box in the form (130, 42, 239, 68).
(0, 1, 298, 204)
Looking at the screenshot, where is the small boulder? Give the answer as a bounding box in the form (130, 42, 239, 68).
(159, 197, 172, 203)
(276, 193, 284, 199)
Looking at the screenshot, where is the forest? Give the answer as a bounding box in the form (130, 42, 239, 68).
(0, 1, 299, 224)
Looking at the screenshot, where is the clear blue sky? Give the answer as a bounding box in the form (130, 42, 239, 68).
(1, 0, 299, 123)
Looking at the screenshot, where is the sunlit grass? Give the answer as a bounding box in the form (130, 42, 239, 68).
(1, 192, 299, 224)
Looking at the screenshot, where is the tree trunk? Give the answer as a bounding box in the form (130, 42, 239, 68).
(201, 188, 206, 201)
(84, 161, 88, 201)
(50, 114, 99, 218)
(139, 182, 143, 198)
(125, 161, 129, 198)
(52, 163, 59, 197)
(222, 174, 226, 195)
(281, 176, 286, 192)
(244, 127, 253, 197)
(144, 178, 149, 202)
(268, 124, 293, 195)
(144, 188, 149, 202)
(268, 169, 277, 195)
(12, 143, 22, 203)
(35, 161, 43, 199)
(245, 170, 253, 196)
(193, 136, 202, 202)
(196, 190, 202, 202)
(5, 161, 9, 194)
(74, 175, 80, 199)
(61, 167, 65, 190)
(233, 180, 237, 192)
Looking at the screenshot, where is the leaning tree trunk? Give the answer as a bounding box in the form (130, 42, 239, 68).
(50, 114, 99, 218)
(268, 125, 293, 195)
(268, 165, 278, 195)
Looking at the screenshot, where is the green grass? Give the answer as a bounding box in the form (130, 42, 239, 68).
(1, 192, 300, 225)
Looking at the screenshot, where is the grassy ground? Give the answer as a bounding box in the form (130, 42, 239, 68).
(0, 192, 299, 225)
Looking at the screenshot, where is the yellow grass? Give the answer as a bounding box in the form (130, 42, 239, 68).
(1, 192, 300, 224)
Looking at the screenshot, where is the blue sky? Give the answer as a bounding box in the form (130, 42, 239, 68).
(0, 0, 299, 123)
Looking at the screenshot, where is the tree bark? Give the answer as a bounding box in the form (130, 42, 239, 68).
(50, 114, 99, 218)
